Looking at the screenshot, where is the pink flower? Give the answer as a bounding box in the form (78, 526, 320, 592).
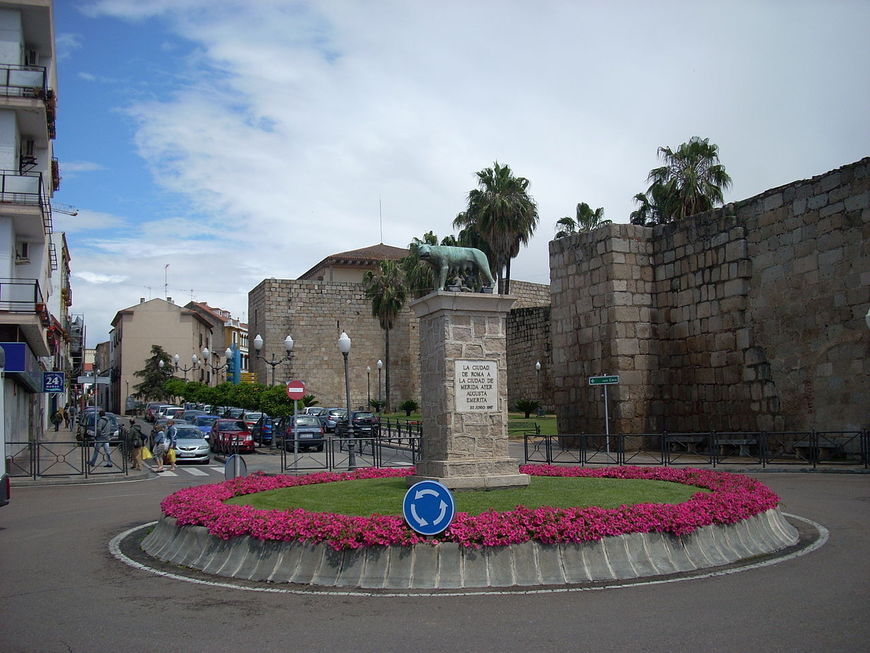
(159, 466, 781, 551)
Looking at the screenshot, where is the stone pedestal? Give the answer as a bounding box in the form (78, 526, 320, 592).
(407, 291, 529, 490)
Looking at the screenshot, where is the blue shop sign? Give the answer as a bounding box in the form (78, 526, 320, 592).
(0, 342, 44, 392)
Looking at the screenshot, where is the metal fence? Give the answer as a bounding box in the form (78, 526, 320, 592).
(523, 431, 869, 469)
(7, 439, 130, 479)
(278, 427, 423, 473)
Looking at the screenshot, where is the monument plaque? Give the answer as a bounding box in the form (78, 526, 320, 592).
(455, 360, 497, 412)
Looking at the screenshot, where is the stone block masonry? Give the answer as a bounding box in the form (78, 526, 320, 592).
(248, 279, 419, 408)
(550, 158, 869, 434)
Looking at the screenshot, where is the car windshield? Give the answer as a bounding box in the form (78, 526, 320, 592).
(328, 410, 346, 418)
(294, 416, 321, 427)
(245, 413, 263, 421)
(354, 413, 373, 420)
(175, 427, 204, 440)
(218, 420, 246, 432)
(194, 416, 219, 426)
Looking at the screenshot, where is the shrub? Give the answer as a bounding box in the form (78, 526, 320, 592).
(515, 399, 540, 419)
(399, 399, 419, 416)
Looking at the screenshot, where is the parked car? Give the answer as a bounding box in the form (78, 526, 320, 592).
(276, 415, 324, 452)
(172, 424, 210, 464)
(192, 414, 220, 438)
(144, 402, 164, 422)
(157, 405, 182, 420)
(181, 409, 206, 422)
(222, 407, 245, 419)
(349, 411, 376, 436)
(210, 419, 255, 454)
(304, 406, 327, 418)
(251, 415, 273, 446)
(322, 408, 347, 433)
(242, 411, 265, 430)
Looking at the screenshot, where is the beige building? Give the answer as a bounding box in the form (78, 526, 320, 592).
(185, 301, 249, 384)
(108, 298, 213, 414)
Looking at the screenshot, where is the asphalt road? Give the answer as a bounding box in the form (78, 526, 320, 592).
(1, 468, 868, 653)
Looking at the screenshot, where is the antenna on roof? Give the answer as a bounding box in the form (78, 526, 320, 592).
(379, 195, 383, 244)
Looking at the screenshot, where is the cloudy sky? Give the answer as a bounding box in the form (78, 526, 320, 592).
(53, 0, 870, 347)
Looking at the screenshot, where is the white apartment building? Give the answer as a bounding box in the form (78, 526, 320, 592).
(0, 0, 63, 440)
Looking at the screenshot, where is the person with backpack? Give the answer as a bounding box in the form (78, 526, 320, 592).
(127, 419, 145, 471)
(88, 410, 114, 468)
(50, 408, 63, 432)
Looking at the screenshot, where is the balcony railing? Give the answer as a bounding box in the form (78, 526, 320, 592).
(0, 278, 45, 314)
(0, 64, 47, 98)
(0, 170, 50, 234)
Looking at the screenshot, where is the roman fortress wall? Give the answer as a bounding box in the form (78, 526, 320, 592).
(550, 158, 869, 434)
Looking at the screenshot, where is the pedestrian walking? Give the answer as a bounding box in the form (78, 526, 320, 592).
(67, 403, 77, 430)
(88, 410, 114, 468)
(63, 403, 72, 429)
(127, 419, 144, 470)
(165, 419, 178, 471)
(50, 408, 62, 432)
(151, 427, 167, 472)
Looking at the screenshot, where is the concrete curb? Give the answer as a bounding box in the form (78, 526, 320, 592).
(141, 508, 798, 589)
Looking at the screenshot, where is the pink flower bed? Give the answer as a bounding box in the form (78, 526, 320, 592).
(160, 465, 780, 551)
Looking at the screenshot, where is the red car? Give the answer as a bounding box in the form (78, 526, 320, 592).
(210, 419, 255, 454)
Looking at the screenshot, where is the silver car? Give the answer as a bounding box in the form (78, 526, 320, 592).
(172, 424, 211, 464)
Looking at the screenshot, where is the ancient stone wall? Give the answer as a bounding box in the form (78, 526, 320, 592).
(550, 158, 869, 434)
(508, 280, 550, 308)
(249, 279, 419, 409)
(506, 306, 553, 412)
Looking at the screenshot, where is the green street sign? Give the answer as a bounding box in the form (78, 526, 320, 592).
(588, 375, 619, 385)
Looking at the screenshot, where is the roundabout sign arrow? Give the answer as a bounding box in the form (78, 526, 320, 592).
(403, 480, 456, 535)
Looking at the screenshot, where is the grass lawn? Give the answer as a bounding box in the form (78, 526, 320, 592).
(225, 476, 704, 516)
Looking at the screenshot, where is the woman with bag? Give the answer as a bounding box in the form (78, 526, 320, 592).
(151, 427, 167, 473)
(165, 419, 178, 471)
(127, 419, 145, 471)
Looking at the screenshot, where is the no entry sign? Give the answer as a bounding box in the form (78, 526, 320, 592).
(286, 380, 305, 400)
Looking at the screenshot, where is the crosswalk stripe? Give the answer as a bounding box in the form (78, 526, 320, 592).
(182, 468, 209, 476)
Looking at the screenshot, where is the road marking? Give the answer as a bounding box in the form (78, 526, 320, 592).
(181, 468, 209, 476)
(109, 512, 829, 598)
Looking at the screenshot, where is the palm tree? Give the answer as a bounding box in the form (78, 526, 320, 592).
(362, 259, 407, 412)
(454, 161, 538, 294)
(645, 136, 732, 222)
(555, 202, 610, 237)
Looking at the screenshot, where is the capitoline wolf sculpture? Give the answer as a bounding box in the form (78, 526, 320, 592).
(417, 244, 496, 292)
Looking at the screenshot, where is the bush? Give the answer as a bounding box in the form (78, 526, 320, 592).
(369, 399, 385, 413)
(515, 399, 540, 419)
(399, 399, 419, 417)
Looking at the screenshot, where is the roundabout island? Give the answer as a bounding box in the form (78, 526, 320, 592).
(140, 465, 800, 590)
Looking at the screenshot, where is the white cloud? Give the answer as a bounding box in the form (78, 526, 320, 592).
(58, 160, 106, 176)
(66, 0, 870, 344)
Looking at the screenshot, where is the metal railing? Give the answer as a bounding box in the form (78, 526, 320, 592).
(0, 64, 46, 97)
(6, 439, 130, 479)
(279, 433, 422, 473)
(0, 277, 44, 314)
(523, 431, 869, 469)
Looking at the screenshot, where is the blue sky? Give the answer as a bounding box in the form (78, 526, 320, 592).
(52, 1, 870, 347)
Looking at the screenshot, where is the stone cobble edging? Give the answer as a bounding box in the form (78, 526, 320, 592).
(141, 508, 797, 589)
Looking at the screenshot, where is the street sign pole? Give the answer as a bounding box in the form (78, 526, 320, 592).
(588, 375, 620, 452)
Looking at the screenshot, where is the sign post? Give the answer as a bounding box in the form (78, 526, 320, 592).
(286, 380, 306, 469)
(588, 375, 620, 451)
(403, 480, 455, 535)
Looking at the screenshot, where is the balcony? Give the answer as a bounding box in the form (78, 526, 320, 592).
(0, 64, 47, 98)
(0, 278, 49, 357)
(0, 170, 50, 236)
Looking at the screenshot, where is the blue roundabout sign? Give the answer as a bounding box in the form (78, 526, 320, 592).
(403, 480, 456, 536)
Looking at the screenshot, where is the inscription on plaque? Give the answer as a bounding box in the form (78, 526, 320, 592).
(455, 360, 498, 412)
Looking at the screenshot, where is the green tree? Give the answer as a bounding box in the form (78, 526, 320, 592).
(362, 259, 407, 413)
(636, 136, 732, 224)
(132, 345, 173, 401)
(515, 398, 540, 419)
(454, 161, 538, 294)
(555, 202, 610, 238)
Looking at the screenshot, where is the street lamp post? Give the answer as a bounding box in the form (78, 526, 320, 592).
(535, 360, 542, 417)
(366, 365, 371, 409)
(376, 359, 383, 413)
(253, 334, 294, 385)
(338, 331, 355, 470)
(201, 346, 233, 384)
(173, 353, 199, 381)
